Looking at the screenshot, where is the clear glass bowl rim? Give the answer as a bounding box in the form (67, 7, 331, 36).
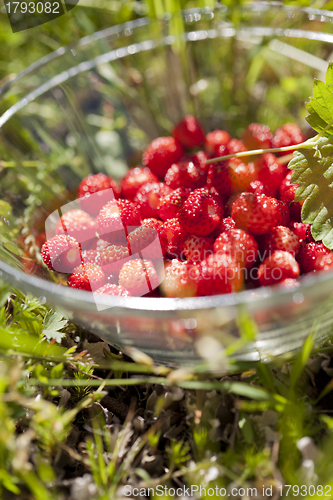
(0, 2, 333, 313)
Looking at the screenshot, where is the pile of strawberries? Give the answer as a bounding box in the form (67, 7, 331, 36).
(40, 116, 333, 298)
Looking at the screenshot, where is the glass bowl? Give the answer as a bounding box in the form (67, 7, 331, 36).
(1, 3, 333, 370)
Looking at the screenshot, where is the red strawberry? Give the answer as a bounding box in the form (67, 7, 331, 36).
(225, 139, 248, 159)
(118, 259, 159, 296)
(214, 228, 258, 269)
(179, 187, 223, 236)
(231, 193, 286, 235)
(272, 123, 306, 155)
(158, 187, 191, 221)
(207, 158, 257, 197)
(95, 284, 131, 296)
(256, 153, 286, 195)
(172, 115, 205, 149)
(55, 209, 96, 247)
(163, 218, 189, 259)
(261, 226, 300, 256)
(315, 252, 333, 272)
(134, 182, 172, 219)
(142, 137, 184, 178)
(258, 250, 300, 286)
(94, 238, 109, 252)
(164, 161, 206, 190)
(97, 244, 130, 275)
(210, 216, 236, 239)
(297, 242, 330, 273)
(41, 234, 81, 273)
(183, 235, 214, 264)
(161, 259, 198, 298)
(205, 130, 231, 157)
(279, 172, 302, 223)
(249, 180, 274, 197)
(206, 162, 232, 197)
(81, 249, 98, 265)
(242, 123, 272, 150)
(141, 218, 168, 256)
(289, 222, 309, 243)
(196, 253, 243, 296)
(120, 167, 158, 200)
(67, 263, 106, 291)
(188, 150, 209, 173)
(78, 173, 120, 215)
(127, 225, 165, 260)
(97, 199, 141, 243)
(305, 225, 315, 243)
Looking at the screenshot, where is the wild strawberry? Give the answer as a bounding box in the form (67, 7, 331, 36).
(188, 150, 209, 173)
(172, 115, 205, 149)
(248, 180, 274, 197)
(141, 218, 168, 256)
(67, 263, 106, 291)
(214, 228, 258, 269)
(261, 226, 300, 257)
(127, 225, 165, 260)
(134, 182, 172, 219)
(81, 249, 98, 265)
(280, 172, 302, 222)
(207, 158, 257, 197)
(94, 238, 109, 252)
(95, 284, 131, 296)
(279, 171, 299, 204)
(205, 130, 231, 157)
(55, 209, 96, 246)
(225, 139, 248, 159)
(258, 251, 300, 286)
(315, 252, 333, 271)
(297, 242, 330, 273)
(242, 123, 272, 150)
(179, 187, 223, 236)
(118, 259, 159, 296)
(120, 167, 158, 200)
(97, 199, 141, 243)
(256, 153, 286, 195)
(183, 235, 214, 264)
(209, 216, 236, 239)
(164, 161, 206, 190)
(305, 225, 315, 243)
(97, 244, 130, 275)
(41, 234, 81, 273)
(142, 137, 184, 178)
(163, 218, 189, 259)
(78, 173, 120, 215)
(231, 193, 286, 235)
(196, 253, 243, 296)
(206, 162, 232, 197)
(161, 259, 198, 298)
(158, 187, 191, 221)
(289, 222, 309, 243)
(272, 123, 306, 155)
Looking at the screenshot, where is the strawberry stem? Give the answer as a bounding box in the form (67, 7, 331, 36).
(205, 142, 311, 165)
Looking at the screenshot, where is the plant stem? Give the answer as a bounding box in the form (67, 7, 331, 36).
(205, 140, 313, 165)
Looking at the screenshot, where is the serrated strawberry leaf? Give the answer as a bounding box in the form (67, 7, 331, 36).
(289, 135, 333, 249)
(306, 62, 333, 137)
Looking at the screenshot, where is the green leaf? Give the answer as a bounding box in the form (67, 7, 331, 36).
(306, 62, 333, 137)
(288, 135, 333, 249)
(42, 310, 67, 343)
